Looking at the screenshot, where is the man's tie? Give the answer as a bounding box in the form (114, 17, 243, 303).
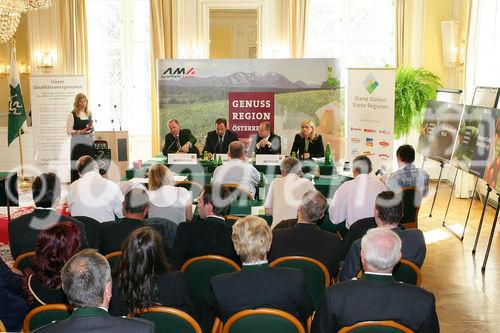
(217, 136, 223, 153)
(175, 136, 181, 150)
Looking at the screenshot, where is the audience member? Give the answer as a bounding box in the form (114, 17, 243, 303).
(340, 191, 426, 281)
(8, 172, 88, 260)
(148, 163, 193, 223)
(328, 155, 385, 232)
(264, 157, 315, 228)
(66, 155, 124, 222)
(203, 118, 238, 157)
(268, 190, 342, 277)
(162, 119, 197, 155)
(99, 188, 165, 255)
(170, 184, 239, 270)
(23, 222, 81, 309)
(212, 141, 260, 197)
(312, 228, 439, 333)
(37, 249, 154, 332)
(290, 120, 324, 159)
(109, 227, 198, 319)
(0, 257, 28, 332)
(247, 121, 282, 156)
(211, 216, 313, 325)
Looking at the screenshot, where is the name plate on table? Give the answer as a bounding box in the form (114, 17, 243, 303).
(255, 154, 285, 166)
(168, 154, 197, 164)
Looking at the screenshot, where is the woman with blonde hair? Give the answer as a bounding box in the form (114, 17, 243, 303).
(67, 93, 94, 182)
(290, 119, 324, 159)
(148, 163, 193, 223)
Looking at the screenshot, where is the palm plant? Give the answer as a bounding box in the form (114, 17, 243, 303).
(394, 67, 442, 138)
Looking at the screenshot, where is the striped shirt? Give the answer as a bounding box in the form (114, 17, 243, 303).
(386, 163, 429, 197)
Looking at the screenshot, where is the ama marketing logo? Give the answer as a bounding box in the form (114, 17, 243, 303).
(363, 73, 379, 94)
(161, 67, 195, 79)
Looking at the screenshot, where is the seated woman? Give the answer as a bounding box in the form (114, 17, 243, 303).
(148, 164, 193, 223)
(23, 222, 81, 309)
(290, 120, 324, 159)
(210, 216, 313, 325)
(109, 227, 198, 318)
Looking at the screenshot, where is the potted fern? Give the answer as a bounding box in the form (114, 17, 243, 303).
(394, 67, 442, 138)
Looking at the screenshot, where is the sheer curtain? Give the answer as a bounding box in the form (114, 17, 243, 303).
(290, 0, 307, 58)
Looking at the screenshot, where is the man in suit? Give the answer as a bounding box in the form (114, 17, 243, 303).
(247, 121, 281, 156)
(340, 191, 427, 281)
(162, 119, 197, 155)
(8, 173, 88, 260)
(170, 184, 239, 270)
(312, 228, 439, 333)
(203, 118, 238, 158)
(99, 188, 165, 255)
(211, 215, 314, 325)
(268, 190, 342, 278)
(0, 257, 28, 332)
(36, 249, 154, 333)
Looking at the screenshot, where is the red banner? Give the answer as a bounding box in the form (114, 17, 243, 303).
(228, 92, 275, 141)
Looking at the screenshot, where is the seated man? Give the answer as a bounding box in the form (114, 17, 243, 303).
(67, 155, 124, 222)
(312, 228, 439, 333)
(0, 257, 28, 332)
(37, 249, 154, 333)
(211, 216, 313, 325)
(203, 118, 238, 157)
(382, 144, 429, 197)
(340, 191, 426, 281)
(328, 155, 385, 231)
(162, 118, 197, 155)
(268, 190, 342, 277)
(170, 184, 239, 270)
(212, 141, 260, 197)
(264, 157, 315, 228)
(247, 121, 281, 156)
(99, 188, 165, 255)
(8, 173, 88, 260)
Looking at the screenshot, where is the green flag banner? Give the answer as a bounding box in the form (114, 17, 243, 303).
(7, 46, 27, 146)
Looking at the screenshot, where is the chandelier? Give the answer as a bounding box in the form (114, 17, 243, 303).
(25, 0, 51, 10)
(0, 0, 26, 44)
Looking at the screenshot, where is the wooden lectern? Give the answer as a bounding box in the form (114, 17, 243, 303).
(94, 131, 129, 182)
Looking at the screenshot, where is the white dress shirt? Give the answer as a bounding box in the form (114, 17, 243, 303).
(263, 173, 315, 229)
(67, 170, 124, 222)
(328, 174, 385, 228)
(212, 159, 260, 197)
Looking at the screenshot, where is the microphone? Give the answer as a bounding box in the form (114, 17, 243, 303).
(165, 138, 177, 154)
(113, 105, 122, 131)
(111, 118, 115, 131)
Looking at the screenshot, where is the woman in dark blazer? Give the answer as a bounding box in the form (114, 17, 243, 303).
(290, 120, 324, 159)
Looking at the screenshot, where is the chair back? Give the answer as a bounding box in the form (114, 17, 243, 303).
(181, 255, 240, 306)
(270, 256, 331, 309)
(175, 180, 204, 200)
(137, 306, 202, 333)
(144, 217, 178, 249)
(273, 218, 298, 230)
(13, 251, 36, 273)
(104, 251, 122, 274)
(224, 215, 240, 226)
(23, 304, 73, 332)
(393, 259, 422, 287)
(222, 184, 254, 200)
(72, 216, 101, 249)
(222, 308, 305, 333)
(400, 187, 422, 229)
(338, 320, 414, 333)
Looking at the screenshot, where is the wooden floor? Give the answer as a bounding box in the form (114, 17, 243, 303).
(419, 181, 500, 333)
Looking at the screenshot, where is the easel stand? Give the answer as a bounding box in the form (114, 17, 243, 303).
(460, 178, 479, 240)
(472, 184, 492, 254)
(442, 168, 461, 239)
(429, 161, 445, 218)
(481, 192, 500, 272)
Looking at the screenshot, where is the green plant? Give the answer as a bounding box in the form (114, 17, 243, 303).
(394, 67, 441, 138)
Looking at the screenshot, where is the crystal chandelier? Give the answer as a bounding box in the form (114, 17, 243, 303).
(25, 0, 51, 10)
(0, 0, 27, 44)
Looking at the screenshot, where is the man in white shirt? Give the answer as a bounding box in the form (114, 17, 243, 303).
(328, 155, 385, 231)
(67, 155, 124, 222)
(264, 157, 315, 228)
(212, 141, 260, 197)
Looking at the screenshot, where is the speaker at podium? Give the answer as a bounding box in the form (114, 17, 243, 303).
(93, 131, 129, 182)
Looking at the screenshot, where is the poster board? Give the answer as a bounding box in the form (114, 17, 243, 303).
(472, 86, 499, 108)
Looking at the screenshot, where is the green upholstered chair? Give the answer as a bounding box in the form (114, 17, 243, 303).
(393, 259, 422, 287)
(23, 304, 73, 332)
(104, 251, 122, 275)
(221, 308, 305, 333)
(338, 320, 414, 333)
(136, 306, 202, 333)
(400, 187, 422, 229)
(270, 256, 331, 309)
(13, 251, 36, 273)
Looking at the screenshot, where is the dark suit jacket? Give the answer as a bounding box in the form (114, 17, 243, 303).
(99, 218, 166, 255)
(169, 217, 239, 270)
(247, 133, 281, 156)
(203, 130, 239, 154)
(163, 129, 197, 155)
(268, 223, 342, 277)
(35, 307, 154, 333)
(0, 258, 28, 332)
(311, 274, 439, 333)
(340, 227, 427, 281)
(8, 209, 89, 260)
(290, 134, 324, 159)
(211, 264, 314, 324)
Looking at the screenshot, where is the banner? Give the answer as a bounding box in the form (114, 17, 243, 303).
(30, 76, 87, 182)
(346, 68, 395, 172)
(7, 46, 27, 146)
(157, 59, 344, 158)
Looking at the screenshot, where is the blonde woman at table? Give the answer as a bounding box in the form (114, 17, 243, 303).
(147, 164, 193, 224)
(290, 120, 324, 160)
